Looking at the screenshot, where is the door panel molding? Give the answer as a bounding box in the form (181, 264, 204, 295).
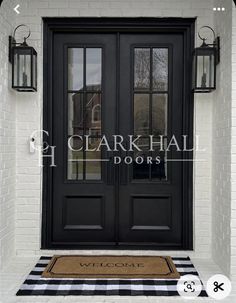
(130, 195, 172, 231)
(62, 195, 105, 231)
(42, 18, 195, 250)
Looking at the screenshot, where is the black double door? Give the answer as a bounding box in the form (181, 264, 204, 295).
(49, 29, 191, 249)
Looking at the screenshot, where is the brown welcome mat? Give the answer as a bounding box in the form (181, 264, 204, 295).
(42, 255, 180, 279)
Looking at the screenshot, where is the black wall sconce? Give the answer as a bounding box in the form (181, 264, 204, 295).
(9, 24, 37, 92)
(193, 26, 220, 93)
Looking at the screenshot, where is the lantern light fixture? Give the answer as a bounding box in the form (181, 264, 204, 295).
(193, 26, 220, 93)
(9, 24, 37, 92)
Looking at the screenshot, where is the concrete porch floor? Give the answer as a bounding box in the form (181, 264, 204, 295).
(0, 256, 234, 303)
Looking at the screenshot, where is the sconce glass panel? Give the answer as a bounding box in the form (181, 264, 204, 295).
(12, 46, 37, 92)
(193, 46, 216, 93)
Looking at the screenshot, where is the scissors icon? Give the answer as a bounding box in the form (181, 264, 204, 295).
(214, 281, 224, 292)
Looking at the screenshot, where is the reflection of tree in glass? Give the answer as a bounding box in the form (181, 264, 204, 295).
(134, 94, 167, 136)
(134, 49, 150, 89)
(134, 48, 168, 91)
(134, 94, 149, 135)
(153, 49, 168, 91)
(152, 94, 167, 136)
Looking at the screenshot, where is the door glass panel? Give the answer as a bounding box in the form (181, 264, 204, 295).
(134, 94, 149, 135)
(67, 47, 102, 180)
(68, 93, 83, 136)
(152, 94, 168, 136)
(152, 48, 168, 91)
(133, 47, 169, 181)
(151, 142, 167, 180)
(134, 48, 150, 90)
(68, 48, 83, 91)
(67, 138, 83, 180)
(86, 48, 102, 91)
(133, 138, 150, 179)
(85, 93, 101, 136)
(86, 138, 101, 180)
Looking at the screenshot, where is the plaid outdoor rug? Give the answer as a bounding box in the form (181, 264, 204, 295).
(16, 256, 208, 296)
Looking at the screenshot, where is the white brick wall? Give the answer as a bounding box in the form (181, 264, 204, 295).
(212, 0, 232, 276)
(1, 0, 235, 280)
(0, 0, 16, 270)
(231, 0, 236, 293)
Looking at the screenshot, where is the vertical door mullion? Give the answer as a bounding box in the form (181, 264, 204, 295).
(115, 32, 120, 244)
(83, 47, 86, 180)
(149, 47, 153, 181)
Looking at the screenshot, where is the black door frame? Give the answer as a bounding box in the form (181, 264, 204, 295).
(42, 17, 195, 250)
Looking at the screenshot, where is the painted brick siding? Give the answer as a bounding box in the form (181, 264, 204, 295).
(0, 0, 16, 270)
(231, 1, 236, 293)
(212, 0, 232, 277)
(1, 0, 236, 290)
(12, 0, 214, 259)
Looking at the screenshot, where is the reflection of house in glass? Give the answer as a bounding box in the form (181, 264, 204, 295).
(68, 85, 102, 180)
(72, 88, 101, 137)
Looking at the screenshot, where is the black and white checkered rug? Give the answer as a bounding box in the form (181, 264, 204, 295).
(16, 256, 208, 296)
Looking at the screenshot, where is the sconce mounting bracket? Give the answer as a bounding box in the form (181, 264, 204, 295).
(8, 36, 16, 63)
(215, 36, 220, 65)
